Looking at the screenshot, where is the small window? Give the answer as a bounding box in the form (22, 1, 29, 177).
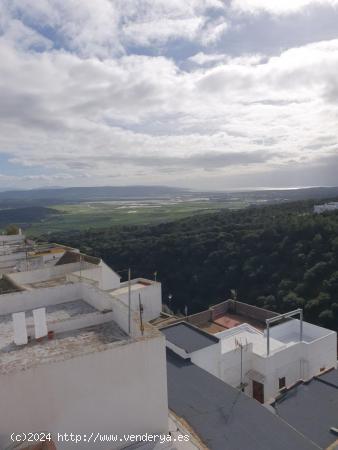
(279, 377, 286, 390)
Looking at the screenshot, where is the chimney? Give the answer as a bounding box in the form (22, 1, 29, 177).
(33, 308, 48, 340)
(12, 312, 28, 345)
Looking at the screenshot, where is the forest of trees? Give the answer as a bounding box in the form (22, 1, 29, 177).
(47, 200, 338, 330)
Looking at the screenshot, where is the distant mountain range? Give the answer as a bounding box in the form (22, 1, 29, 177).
(0, 185, 189, 208)
(0, 185, 337, 209)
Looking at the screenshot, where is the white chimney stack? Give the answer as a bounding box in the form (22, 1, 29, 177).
(33, 308, 48, 339)
(12, 312, 28, 345)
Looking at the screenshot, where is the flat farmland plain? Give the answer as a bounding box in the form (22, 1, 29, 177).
(25, 197, 248, 236)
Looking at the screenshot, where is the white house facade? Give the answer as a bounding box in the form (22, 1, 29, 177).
(161, 314, 337, 404)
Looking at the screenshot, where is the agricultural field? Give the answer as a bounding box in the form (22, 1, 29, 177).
(23, 197, 248, 236)
(2, 186, 337, 237)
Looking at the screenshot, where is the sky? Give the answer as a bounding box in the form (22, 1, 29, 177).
(0, 0, 338, 191)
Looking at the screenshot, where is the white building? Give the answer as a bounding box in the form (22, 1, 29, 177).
(2, 249, 162, 322)
(0, 235, 71, 275)
(161, 309, 337, 404)
(0, 229, 24, 245)
(0, 276, 168, 449)
(314, 202, 338, 214)
(0, 237, 167, 449)
(0, 231, 27, 274)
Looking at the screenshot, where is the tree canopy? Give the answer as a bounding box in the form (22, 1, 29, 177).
(47, 200, 338, 330)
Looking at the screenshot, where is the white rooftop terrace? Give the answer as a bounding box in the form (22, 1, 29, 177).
(111, 279, 152, 296)
(0, 243, 75, 275)
(267, 318, 333, 344)
(0, 279, 155, 375)
(0, 232, 25, 245)
(216, 318, 335, 357)
(0, 321, 127, 375)
(108, 277, 162, 322)
(217, 325, 283, 356)
(3, 257, 100, 291)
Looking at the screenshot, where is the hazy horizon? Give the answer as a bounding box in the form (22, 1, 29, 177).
(0, 184, 338, 195)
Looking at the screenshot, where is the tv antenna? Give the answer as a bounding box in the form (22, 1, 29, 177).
(235, 337, 249, 392)
(139, 293, 144, 336)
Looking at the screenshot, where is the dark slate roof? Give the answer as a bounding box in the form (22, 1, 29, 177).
(166, 349, 318, 450)
(55, 251, 100, 266)
(273, 369, 338, 449)
(318, 368, 338, 387)
(161, 322, 219, 353)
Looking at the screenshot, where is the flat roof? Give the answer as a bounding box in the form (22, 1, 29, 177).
(0, 299, 95, 326)
(22, 276, 74, 289)
(166, 349, 318, 450)
(273, 369, 338, 449)
(0, 299, 127, 374)
(161, 322, 219, 353)
(0, 321, 127, 375)
(318, 368, 338, 387)
(111, 282, 150, 296)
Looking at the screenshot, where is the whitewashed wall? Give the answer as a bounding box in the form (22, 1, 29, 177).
(190, 343, 221, 379)
(115, 281, 162, 322)
(80, 283, 113, 311)
(250, 335, 337, 402)
(69, 264, 120, 292)
(301, 333, 337, 380)
(0, 283, 81, 314)
(47, 311, 115, 335)
(0, 333, 168, 450)
(0, 254, 29, 276)
(0, 252, 26, 265)
(252, 344, 302, 402)
(172, 320, 338, 404)
(41, 251, 65, 263)
(99, 262, 120, 290)
(7, 262, 94, 286)
(0, 234, 24, 244)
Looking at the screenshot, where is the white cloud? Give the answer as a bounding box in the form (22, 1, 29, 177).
(189, 52, 226, 64)
(1, 19, 53, 51)
(120, 0, 227, 47)
(3, 0, 122, 57)
(1, 0, 227, 57)
(199, 18, 228, 45)
(122, 17, 205, 47)
(189, 52, 264, 65)
(232, 0, 338, 15)
(0, 1, 337, 188)
(0, 37, 338, 188)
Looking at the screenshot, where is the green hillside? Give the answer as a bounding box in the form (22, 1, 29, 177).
(48, 201, 338, 330)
